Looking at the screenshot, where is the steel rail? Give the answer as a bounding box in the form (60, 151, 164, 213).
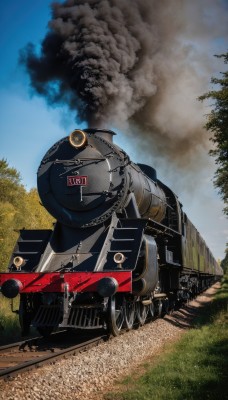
(0, 340, 29, 354)
(0, 335, 106, 380)
(0, 330, 67, 354)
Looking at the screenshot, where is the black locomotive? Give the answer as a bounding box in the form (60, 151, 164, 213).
(0, 129, 223, 336)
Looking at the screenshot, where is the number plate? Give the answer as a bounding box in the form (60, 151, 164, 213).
(67, 176, 88, 186)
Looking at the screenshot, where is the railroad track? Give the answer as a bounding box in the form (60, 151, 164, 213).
(0, 331, 107, 380)
(0, 289, 208, 381)
(0, 314, 160, 381)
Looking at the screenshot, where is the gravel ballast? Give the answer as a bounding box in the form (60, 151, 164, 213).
(0, 283, 220, 400)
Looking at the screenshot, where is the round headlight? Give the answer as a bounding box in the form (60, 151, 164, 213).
(13, 256, 24, 269)
(69, 129, 88, 149)
(113, 252, 126, 264)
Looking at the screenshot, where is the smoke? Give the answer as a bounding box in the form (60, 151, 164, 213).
(20, 0, 228, 168)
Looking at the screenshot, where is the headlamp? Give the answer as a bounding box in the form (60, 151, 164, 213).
(113, 253, 126, 269)
(113, 252, 125, 264)
(69, 129, 88, 149)
(13, 256, 24, 269)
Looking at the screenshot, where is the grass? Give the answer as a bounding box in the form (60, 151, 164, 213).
(105, 277, 228, 400)
(0, 294, 22, 344)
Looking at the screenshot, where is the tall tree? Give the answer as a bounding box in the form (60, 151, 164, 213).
(0, 159, 25, 205)
(0, 160, 26, 270)
(199, 53, 228, 215)
(25, 188, 54, 229)
(221, 245, 228, 274)
(0, 160, 54, 272)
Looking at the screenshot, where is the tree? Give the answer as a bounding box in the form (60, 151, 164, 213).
(0, 201, 18, 271)
(0, 160, 27, 270)
(221, 245, 228, 274)
(0, 160, 54, 272)
(0, 159, 25, 206)
(199, 53, 228, 215)
(25, 188, 54, 229)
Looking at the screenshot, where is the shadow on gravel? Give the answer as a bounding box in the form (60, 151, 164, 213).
(163, 303, 203, 330)
(163, 284, 226, 331)
(196, 291, 216, 299)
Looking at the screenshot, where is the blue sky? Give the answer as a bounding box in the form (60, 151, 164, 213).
(0, 0, 227, 260)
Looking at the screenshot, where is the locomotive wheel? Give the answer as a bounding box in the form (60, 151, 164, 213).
(107, 295, 125, 336)
(168, 298, 176, 314)
(149, 299, 155, 319)
(135, 299, 149, 326)
(155, 299, 163, 317)
(124, 298, 136, 331)
(162, 298, 170, 316)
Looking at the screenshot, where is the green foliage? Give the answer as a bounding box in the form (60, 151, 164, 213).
(199, 53, 228, 216)
(221, 245, 228, 274)
(0, 295, 21, 344)
(0, 201, 18, 272)
(0, 294, 38, 344)
(105, 277, 228, 400)
(0, 159, 25, 204)
(0, 159, 54, 272)
(24, 188, 54, 230)
(0, 159, 26, 271)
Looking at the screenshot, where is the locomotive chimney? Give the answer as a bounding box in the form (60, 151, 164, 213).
(84, 129, 116, 143)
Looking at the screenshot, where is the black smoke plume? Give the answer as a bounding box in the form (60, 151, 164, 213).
(20, 0, 228, 167)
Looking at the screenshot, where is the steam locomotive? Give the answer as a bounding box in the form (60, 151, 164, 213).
(0, 129, 223, 336)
